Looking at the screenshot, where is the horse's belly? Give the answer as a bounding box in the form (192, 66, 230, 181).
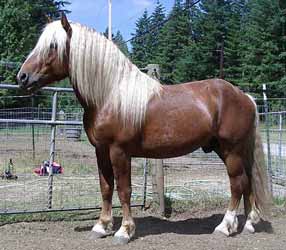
(133, 143, 202, 158)
(135, 118, 212, 158)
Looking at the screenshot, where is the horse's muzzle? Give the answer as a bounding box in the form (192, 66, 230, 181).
(17, 72, 30, 89)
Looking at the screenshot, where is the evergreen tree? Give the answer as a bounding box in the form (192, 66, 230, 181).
(0, 0, 70, 81)
(130, 10, 152, 68)
(103, 28, 129, 56)
(149, 0, 166, 63)
(103, 27, 115, 40)
(195, 0, 232, 79)
(156, 0, 191, 83)
(172, 0, 202, 82)
(239, 0, 286, 96)
(223, 0, 247, 83)
(114, 31, 129, 56)
(0, 0, 70, 107)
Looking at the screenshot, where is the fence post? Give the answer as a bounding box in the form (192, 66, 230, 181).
(142, 159, 148, 208)
(48, 91, 58, 209)
(262, 84, 273, 195)
(279, 112, 283, 176)
(145, 64, 165, 216)
(146, 64, 160, 80)
(151, 159, 165, 216)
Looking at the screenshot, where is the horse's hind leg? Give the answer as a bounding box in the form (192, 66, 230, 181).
(214, 150, 249, 236)
(243, 191, 260, 233)
(90, 146, 114, 239)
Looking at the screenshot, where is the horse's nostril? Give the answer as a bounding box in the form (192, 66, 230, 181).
(20, 72, 29, 85)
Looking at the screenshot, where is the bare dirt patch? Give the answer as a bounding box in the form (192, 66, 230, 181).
(0, 208, 285, 250)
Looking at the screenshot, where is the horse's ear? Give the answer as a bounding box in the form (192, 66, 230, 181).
(61, 12, 72, 38)
(45, 14, 53, 23)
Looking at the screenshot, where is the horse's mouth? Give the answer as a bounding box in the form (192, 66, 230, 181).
(19, 82, 41, 95)
(20, 78, 46, 94)
(27, 83, 40, 92)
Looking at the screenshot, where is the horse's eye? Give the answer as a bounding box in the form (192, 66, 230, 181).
(50, 43, 57, 50)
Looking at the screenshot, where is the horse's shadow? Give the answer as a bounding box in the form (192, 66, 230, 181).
(74, 214, 273, 238)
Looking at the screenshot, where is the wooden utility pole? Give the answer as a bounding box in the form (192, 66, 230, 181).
(108, 0, 112, 40)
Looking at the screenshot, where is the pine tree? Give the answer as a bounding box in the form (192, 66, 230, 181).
(103, 28, 129, 56)
(103, 27, 115, 40)
(114, 31, 129, 56)
(223, 0, 247, 83)
(239, 0, 286, 96)
(0, 0, 70, 81)
(149, 0, 166, 63)
(130, 10, 152, 68)
(156, 0, 191, 83)
(195, 0, 232, 79)
(0, 0, 70, 107)
(172, 0, 202, 82)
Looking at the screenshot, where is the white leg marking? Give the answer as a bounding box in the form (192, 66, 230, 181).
(244, 219, 255, 233)
(243, 210, 259, 233)
(113, 223, 136, 245)
(214, 210, 238, 236)
(91, 220, 113, 238)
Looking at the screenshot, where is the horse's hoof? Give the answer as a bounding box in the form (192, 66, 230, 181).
(243, 220, 255, 234)
(113, 225, 134, 245)
(89, 222, 113, 240)
(113, 235, 130, 245)
(213, 225, 230, 236)
(88, 230, 106, 240)
(214, 210, 238, 236)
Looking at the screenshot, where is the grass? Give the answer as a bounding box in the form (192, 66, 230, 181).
(0, 210, 101, 225)
(273, 196, 286, 206)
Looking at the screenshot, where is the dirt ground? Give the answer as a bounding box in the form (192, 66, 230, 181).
(0, 208, 285, 250)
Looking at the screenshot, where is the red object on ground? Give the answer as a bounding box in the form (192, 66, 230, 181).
(33, 161, 63, 176)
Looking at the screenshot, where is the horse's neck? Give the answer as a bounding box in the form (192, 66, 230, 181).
(72, 83, 91, 110)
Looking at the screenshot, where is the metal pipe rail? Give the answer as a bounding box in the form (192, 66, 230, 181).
(0, 83, 74, 92)
(0, 118, 82, 126)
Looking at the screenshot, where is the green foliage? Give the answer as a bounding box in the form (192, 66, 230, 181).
(155, 0, 191, 83)
(239, 0, 286, 96)
(1, 0, 286, 109)
(114, 31, 129, 56)
(129, 0, 286, 97)
(149, 0, 166, 63)
(0, 0, 70, 108)
(131, 10, 153, 68)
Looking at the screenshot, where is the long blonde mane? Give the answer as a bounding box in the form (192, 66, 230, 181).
(31, 20, 162, 128)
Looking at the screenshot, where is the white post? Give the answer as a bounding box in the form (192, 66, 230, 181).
(108, 0, 112, 40)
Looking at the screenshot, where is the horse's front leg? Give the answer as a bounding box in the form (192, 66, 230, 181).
(90, 146, 114, 239)
(110, 145, 135, 244)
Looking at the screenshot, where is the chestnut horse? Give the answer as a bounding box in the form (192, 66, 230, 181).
(17, 14, 271, 244)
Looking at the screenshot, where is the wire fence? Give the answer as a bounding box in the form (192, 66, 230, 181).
(0, 85, 286, 215)
(0, 88, 147, 214)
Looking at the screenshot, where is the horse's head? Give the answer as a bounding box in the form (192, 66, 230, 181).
(17, 14, 72, 93)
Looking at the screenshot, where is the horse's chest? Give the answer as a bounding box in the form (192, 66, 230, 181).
(83, 111, 113, 146)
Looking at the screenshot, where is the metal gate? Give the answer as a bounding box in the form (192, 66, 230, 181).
(0, 84, 148, 214)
